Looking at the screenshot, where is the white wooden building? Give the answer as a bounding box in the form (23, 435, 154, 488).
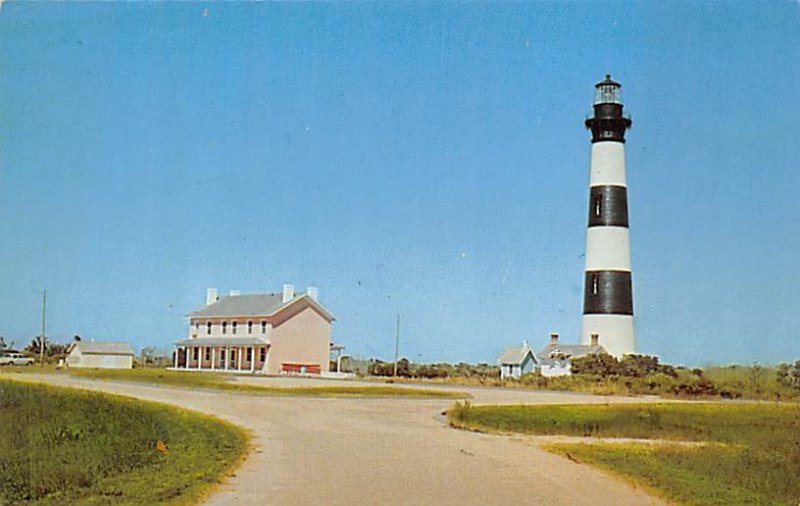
(538, 334, 607, 377)
(497, 340, 538, 379)
(66, 341, 135, 369)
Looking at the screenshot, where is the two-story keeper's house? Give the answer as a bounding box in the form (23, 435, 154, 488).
(174, 284, 335, 374)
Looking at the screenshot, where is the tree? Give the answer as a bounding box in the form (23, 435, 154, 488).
(49, 342, 68, 356)
(777, 360, 800, 390)
(25, 335, 51, 355)
(23, 336, 67, 358)
(141, 346, 158, 360)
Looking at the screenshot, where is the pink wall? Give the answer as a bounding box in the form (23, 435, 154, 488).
(267, 305, 331, 374)
(181, 297, 333, 374)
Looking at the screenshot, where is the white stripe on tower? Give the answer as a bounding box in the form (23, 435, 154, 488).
(585, 228, 631, 271)
(590, 142, 627, 186)
(580, 75, 635, 357)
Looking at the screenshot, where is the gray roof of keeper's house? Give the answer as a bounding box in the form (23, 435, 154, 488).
(188, 293, 290, 318)
(187, 292, 336, 321)
(538, 343, 607, 363)
(72, 341, 135, 356)
(497, 344, 536, 365)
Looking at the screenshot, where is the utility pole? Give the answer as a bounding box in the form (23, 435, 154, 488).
(40, 290, 46, 367)
(393, 314, 400, 377)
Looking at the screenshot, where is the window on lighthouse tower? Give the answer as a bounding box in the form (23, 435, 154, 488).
(594, 195, 603, 217)
(592, 274, 600, 294)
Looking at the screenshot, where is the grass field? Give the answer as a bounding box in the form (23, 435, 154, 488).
(53, 368, 467, 398)
(0, 378, 247, 505)
(448, 402, 800, 505)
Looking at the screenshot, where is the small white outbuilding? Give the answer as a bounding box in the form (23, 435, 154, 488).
(497, 340, 538, 379)
(66, 341, 135, 369)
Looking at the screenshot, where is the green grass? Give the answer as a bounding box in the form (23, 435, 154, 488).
(0, 378, 248, 505)
(59, 368, 467, 398)
(448, 402, 800, 505)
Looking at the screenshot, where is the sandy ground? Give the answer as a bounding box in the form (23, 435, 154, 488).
(18, 374, 668, 506)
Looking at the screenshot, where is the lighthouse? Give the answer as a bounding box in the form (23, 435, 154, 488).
(581, 75, 635, 357)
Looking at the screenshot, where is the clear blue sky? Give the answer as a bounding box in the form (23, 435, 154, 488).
(1, 2, 798, 366)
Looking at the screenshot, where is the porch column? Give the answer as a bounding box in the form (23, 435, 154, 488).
(250, 347, 255, 373)
(185, 347, 191, 370)
(197, 347, 202, 370)
(224, 347, 229, 371)
(237, 347, 242, 371)
(173, 348, 178, 368)
(211, 347, 216, 371)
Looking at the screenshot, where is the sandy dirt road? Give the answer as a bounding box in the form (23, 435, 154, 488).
(19, 374, 667, 506)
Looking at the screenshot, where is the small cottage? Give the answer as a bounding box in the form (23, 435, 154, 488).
(497, 340, 538, 379)
(66, 340, 135, 369)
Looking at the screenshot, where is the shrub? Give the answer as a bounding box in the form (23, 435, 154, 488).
(777, 360, 800, 390)
(571, 353, 620, 376)
(669, 376, 719, 396)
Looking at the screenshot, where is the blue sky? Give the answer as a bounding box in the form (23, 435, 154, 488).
(1, 2, 798, 366)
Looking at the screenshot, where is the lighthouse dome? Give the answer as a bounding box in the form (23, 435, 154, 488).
(594, 74, 623, 105)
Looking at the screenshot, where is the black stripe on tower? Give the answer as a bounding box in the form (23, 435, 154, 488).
(585, 103, 632, 143)
(583, 271, 633, 315)
(588, 186, 628, 228)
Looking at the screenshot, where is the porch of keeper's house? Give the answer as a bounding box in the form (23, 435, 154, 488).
(172, 338, 270, 373)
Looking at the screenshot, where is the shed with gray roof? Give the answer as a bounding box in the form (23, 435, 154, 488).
(497, 341, 538, 379)
(66, 340, 135, 369)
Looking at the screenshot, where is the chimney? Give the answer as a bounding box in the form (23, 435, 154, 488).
(591, 333, 599, 346)
(522, 339, 529, 349)
(550, 332, 559, 344)
(206, 288, 218, 306)
(230, 290, 241, 297)
(282, 284, 295, 303)
(307, 286, 319, 301)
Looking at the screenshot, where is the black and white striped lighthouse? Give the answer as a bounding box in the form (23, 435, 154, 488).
(581, 75, 635, 357)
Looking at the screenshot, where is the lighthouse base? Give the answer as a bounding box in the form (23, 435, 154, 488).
(581, 314, 635, 357)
